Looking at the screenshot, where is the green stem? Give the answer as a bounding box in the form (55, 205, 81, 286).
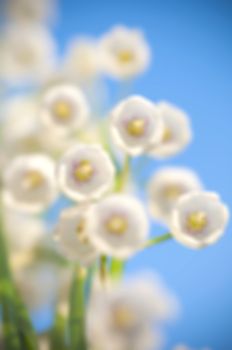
(110, 259, 125, 281)
(144, 233, 173, 248)
(99, 255, 108, 286)
(114, 155, 130, 192)
(49, 312, 66, 350)
(68, 266, 87, 350)
(0, 210, 38, 350)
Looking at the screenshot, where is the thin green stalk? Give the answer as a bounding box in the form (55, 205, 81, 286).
(14, 293, 38, 350)
(110, 259, 125, 281)
(67, 266, 87, 350)
(114, 155, 130, 192)
(49, 312, 66, 350)
(144, 233, 173, 248)
(99, 255, 108, 286)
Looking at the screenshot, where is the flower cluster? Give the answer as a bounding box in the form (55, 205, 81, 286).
(0, 1, 229, 349)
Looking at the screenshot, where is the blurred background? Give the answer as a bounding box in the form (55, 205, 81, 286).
(1, 0, 232, 349)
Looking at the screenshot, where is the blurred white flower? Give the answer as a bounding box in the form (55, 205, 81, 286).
(58, 144, 115, 202)
(64, 37, 101, 83)
(0, 24, 57, 85)
(148, 102, 192, 158)
(147, 167, 202, 225)
(85, 194, 149, 258)
(39, 83, 89, 135)
(99, 26, 151, 79)
(54, 206, 99, 265)
(3, 207, 46, 252)
(15, 263, 59, 311)
(87, 275, 178, 350)
(110, 96, 164, 156)
(5, 0, 56, 25)
(170, 191, 229, 249)
(3, 154, 57, 213)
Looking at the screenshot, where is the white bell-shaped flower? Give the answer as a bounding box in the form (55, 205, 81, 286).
(170, 191, 229, 249)
(148, 102, 192, 158)
(39, 83, 89, 135)
(85, 194, 149, 258)
(99, 26, 151, 79)
(87, 275, 178, 350)
(110, 96, 164, 156)
(147, 167, 202, 225)
(57, 144, 115, 202)
(0, 24, 57, 84)
(64, 37, 101, 83)
(54, 206, 99, 265)
(3, 154, 57, 213)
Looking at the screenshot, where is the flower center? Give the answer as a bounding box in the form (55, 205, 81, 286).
(113, 306, 135, 330)
(22, 170, 44, 190)
(186, 211, 207, 233)
(53, 101, 72, 121)
(117, 50, 134, 64)
(74, 160, 93, 182)
(106, 215, 128, 235)
(127, 118, 145, 137)
(162, 127, 172, 142)
(76, 218, 89, 244)
(163, 185, 182, 200)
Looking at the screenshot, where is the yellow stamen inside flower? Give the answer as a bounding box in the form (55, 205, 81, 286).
(74, 160, 93, 182)
(53, 101, 72, 121)
(186, 211, 207, 232)
(76, 218, 89, 244)
(106, 216, 128, 235)
(162, 127, 172, 142)
(117, 50, 134, 64)
(22, 170, 44, 190)
(113, 306, 135, 329)
(127, 118, 145, 137)
(163, 185, 182, 200)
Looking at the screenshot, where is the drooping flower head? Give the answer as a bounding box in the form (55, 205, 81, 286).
(64, 37, 101, 83)
(100, 26, 151, 79)
(58, 144, 115, 202)
(55, 206, 99, 265)
(170, 191, 229, 249)
(3, 154, 57, 213)
(148, 102, 192, 158)
(0, 24, 57, 84)
(110, 96, 164, 156)
(39, 83, 89, 135)
(87, 275, 178, 350)
(85, 194, 149, 258)
(148, 167, 202, 225)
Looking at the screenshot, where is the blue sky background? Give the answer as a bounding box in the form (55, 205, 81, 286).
(53, 0, 232, 349)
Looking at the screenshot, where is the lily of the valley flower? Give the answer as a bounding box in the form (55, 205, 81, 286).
(147, 167, 202, 225)
(5, 0, 56, 25)
(87, 275, 178, 350)
(40, 83, 89, 135)
(58, 144, 115, 202)
(85, 194, 149, 258)
(99, 26, 151, 80)
(170, 191, 229, 249)
(0, 24, 57, 85)
(110, 96, 164, 156)
(54, 206, 99, 265)
(64, 37, 101, 83)
(3, 154, 57, 213)
(148, 102, 192, 158)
